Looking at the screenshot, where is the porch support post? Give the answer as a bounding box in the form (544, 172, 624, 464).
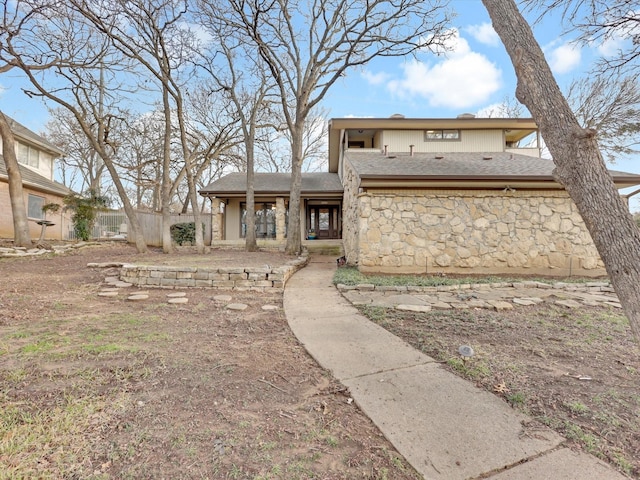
(211, 198, 223, 241)
(276, 197, 286, 241)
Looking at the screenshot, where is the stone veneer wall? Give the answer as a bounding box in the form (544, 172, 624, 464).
(120, 254, 308, 291)
(341, 160, 361, 265)
(354, 190, 606, 276)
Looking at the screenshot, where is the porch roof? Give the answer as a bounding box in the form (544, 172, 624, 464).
(347, 151, 640, 189)
(199, 172, 343, 198)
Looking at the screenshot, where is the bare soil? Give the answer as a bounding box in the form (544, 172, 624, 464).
(0, 243, 420, 479)
(358, 300, 640, 478)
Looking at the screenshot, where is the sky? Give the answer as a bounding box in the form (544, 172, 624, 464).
(1, 0, 639, 209)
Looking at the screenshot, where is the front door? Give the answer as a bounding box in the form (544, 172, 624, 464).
(308, 206, 340, 239)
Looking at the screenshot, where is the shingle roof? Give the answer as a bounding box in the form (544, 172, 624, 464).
(5, 116, 63, 155)
(0, 159, 72, 197)
(346, 151, 640, 183)
(200, 172, 343, 196)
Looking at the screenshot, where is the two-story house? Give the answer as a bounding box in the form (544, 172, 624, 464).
(0, 115, 70, 240)
(200, 115, 640, 276)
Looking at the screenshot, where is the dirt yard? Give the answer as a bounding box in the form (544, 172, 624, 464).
(358, 299, 640, 478)
(1, 243, 639, 479)
(0, 243, 420, 479)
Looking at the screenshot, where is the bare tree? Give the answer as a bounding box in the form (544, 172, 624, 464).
(207, 0, 452, 254)
(45, 107, 108, 194)
(256, 107, 328, 173)
(0, 0, 63, 247)
(524, 0, 640, 75)
(0, 111, 32, 246)
(64, 0, 202, 252)
(566, 74, 640, 163)
(482, 0, 640, 343)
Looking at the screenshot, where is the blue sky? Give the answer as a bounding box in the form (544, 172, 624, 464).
(2, 0, 639, 209)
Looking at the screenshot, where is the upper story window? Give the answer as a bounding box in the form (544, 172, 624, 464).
(17, 142, 40, 168)
(424, 129, 460, 141)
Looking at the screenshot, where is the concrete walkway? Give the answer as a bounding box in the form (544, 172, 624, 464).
(283, 256, 626, 480)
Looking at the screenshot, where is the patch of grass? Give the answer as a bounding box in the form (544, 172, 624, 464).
(565, 400, 590, 415)
(507, 391, 526, 407)
(19, 339, 55, 355)
(564, 422, 600, 455)
(357, 305, 390, 324)
(446, 357, 491, 380)
(333, 266, 599, 288)
(82, 343, 125, 355)
(0, 393, 117, 478)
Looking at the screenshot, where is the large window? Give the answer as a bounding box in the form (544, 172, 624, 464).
(424, 129, 460, 141)
(241, 203, 284, 239)
(17, 142, 40, 168)
(27, 194, 45, 219)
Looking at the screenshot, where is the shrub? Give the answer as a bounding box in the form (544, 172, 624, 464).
(170, 222, 205, 246)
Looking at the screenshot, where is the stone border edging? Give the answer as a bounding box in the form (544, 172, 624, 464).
(336, 280, 614, 294)
(0, 241, 102, 258)
(116, 253, 309, 291)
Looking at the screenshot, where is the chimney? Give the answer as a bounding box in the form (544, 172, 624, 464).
(409, 145, 414, 156)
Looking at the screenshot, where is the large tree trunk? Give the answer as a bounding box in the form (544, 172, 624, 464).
(284, 122, 304, 255)
(483, 0, 640, 343)
(0, 112, 33, 247)
(245, 134, 258, 252)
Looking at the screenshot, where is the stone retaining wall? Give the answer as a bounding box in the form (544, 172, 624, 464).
(120, 254, 308, 291)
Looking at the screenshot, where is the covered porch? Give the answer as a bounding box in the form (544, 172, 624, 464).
(199, 172, 344, 244)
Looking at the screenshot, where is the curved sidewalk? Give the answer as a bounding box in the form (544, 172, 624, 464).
(283, 256, 626, 480)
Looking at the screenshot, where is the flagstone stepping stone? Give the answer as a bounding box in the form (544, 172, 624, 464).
(214, 295, 233, 302)
(100, 288, 120, 293)
(167, 292, 187, 297)
(114, 282, 132, 288)
(396, 304, 432, 313)
(227, 303, 248, 311)
(466, 299, 491, 309)
(450, 302, 471, 310)
(604, 301, 622, 309)
(555, 299, 582, 309)
(487, 300, 514, 311)
(127, 294, 149, 301)
(581, 300, 601, 307)
(104, 276, 120, 284)
(98, 291, 119, 297)
(513, 298, 539, 306)
(262, 305, 279, 311)
(168, 297, 189, 304)
(429, 301, 452, 310)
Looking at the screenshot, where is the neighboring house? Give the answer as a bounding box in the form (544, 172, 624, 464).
(200, 114, 640, 276)
(0, 115, 71, 241)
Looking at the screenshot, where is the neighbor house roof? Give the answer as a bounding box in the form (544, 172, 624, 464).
(199, 172, 343, 197)
(0, 159, 71, 197)
(346, 151, 640, 190)
(5, 116, 63, 156)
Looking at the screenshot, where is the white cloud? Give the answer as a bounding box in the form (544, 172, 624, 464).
(386, 29, 502, 109)
(547, 43, 581, 74)
(465, 22, 500, 47)
(597, 36, 626, 57)
(361, 70, 391, 86)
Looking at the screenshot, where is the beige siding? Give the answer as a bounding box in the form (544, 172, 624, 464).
(381, 129, 504, 153)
